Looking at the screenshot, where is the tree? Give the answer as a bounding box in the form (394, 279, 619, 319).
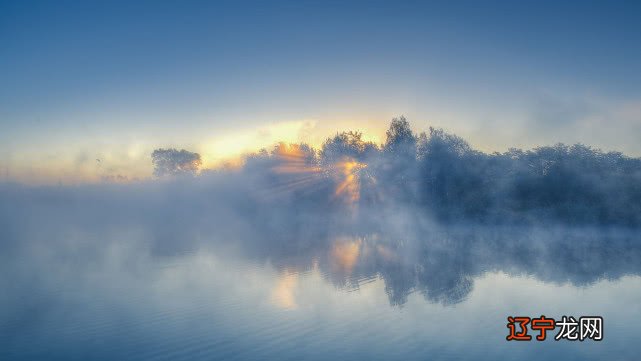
(320, 131, 378, 166)
(384, 116, 417, 156)
(151, 148, 202, 177)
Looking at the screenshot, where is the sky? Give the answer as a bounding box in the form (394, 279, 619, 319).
(1, 0, 641, 184)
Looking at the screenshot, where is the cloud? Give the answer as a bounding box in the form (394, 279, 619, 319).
(530, 95, 599, 129)
(527, 94, 641, 156)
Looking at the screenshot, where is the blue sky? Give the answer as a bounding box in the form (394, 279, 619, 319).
(1, 0, 641, 183)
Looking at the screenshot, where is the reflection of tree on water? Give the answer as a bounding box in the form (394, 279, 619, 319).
(233, 223, 641, 307)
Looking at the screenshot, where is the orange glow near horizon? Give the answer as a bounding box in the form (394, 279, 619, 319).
(271, 143, 322, 175)
(1, 117, 391, 185)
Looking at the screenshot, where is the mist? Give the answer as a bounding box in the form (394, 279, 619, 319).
(2, 117, 641, 310)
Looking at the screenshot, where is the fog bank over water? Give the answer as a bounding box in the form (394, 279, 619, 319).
(2, 117, 641, 308)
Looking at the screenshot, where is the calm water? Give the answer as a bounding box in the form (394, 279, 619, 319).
(2, 218, 641, 361)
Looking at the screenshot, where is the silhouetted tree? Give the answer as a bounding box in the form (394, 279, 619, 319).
(320, 131, 378, 166)
(384, 116, 417, 157)
(151, 148, 202, 177)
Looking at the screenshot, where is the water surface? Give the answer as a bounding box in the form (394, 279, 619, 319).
(2, 213, 640, 360)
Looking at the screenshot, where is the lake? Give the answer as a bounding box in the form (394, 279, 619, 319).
(2, 197, 639, 361)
